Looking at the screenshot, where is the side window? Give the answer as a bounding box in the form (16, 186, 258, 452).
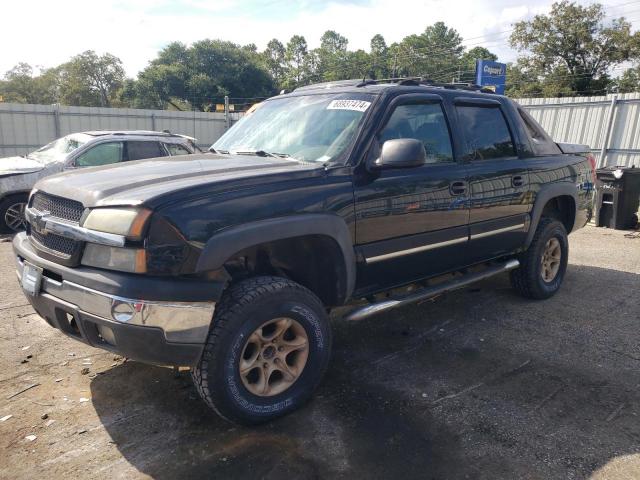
(518, 108, 561, 156)
(75, 142, 124, 167)
(456, 105, 516, 160)
(127, 141, 165, 161)
(378, 103, 454, 164)
(164, 143, 191, 156)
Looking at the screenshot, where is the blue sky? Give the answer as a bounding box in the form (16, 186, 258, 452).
(2, 0, 638, 77)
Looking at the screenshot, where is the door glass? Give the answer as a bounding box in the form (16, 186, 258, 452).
(127, 141, 165, 161)
(75, 142, 124, 167)
(164, 143, 191, 155)
(456, 106, 516, 160)
(379, 103, 454, 164)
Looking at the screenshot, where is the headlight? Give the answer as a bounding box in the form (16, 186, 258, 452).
(81, 243, 147, 273)
(82, 208, 151, 240)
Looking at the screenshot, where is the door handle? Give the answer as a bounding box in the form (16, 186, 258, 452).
(512, 175, 524, 187)
(450, 181, 467, 196)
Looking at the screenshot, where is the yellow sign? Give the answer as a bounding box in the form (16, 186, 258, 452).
(215, 104, 225, 112)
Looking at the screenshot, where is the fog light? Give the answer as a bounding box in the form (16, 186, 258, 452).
(111, 300, 135, 322)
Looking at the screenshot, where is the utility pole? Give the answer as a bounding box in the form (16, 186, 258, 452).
(224, 95, 230, 130)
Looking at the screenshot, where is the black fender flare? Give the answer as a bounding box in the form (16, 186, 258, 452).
(525, 182, 578, 248)
(195, 214, 356, 302)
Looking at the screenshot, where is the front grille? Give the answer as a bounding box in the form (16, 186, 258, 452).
(30, 229, 76, 257)
(29, 192, 84, 260)
(31, 192, 84, 223)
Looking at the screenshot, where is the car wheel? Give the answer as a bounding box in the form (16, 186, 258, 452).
(510, 217, 569, 300)
(0, 195, 29, 233)
(192, 276, 332, 425)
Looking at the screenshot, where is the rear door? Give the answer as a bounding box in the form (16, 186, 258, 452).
(353, 93, 469, 293)
(126, 140, 167, 161)
(454, 98, 530, 263)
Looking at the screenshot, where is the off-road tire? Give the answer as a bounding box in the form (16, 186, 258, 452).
(0, 194, 29, 233)
(510, 217, 569, 300)
(192, 276, 332, 425)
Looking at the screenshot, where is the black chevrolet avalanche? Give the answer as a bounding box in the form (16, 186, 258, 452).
(13, 79, 595, 424)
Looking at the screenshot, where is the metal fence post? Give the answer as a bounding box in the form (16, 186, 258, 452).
(224, 95, 230, 130)
(53, 103, 61, 138)
(598, 94, 618, 168)
(151, 112, 156, 131)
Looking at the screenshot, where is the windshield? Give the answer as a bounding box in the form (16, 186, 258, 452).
(29, 134, 90, 163)
(213, 93, 375, 163)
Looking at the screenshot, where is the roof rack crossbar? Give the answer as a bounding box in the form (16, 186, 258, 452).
(353, 76, 496, 94)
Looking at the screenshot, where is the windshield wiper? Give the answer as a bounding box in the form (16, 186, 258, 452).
(233, 150, 279, 158)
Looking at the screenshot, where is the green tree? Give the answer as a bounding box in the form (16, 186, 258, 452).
(285, 35, 309, 88)
(0, 63, 61, 104)
(58, 51, 125, 107)
(261, 39, 287, 89)
(317, 30, 349, 81)
(370, 34, 389, 79)
(509, 1, 640, 96)
(127, 40, 275, 111)
(458, 47, 498, 84)
(616, 65, 640, 93)
(396, 22, 464, 79)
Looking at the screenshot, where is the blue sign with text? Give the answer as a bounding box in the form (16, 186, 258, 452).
(475, 60, 507, 95)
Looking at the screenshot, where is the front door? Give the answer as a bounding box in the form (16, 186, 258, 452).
(353, 94, 469, 295)
(453, 98, 530, 263)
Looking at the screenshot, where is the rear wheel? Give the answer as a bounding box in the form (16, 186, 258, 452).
(192, 276, 332, 425)
(510, 218, 568, 299)
(0, 194, 28, 233)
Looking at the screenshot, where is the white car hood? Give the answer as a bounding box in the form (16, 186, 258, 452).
(0, 156, 46, 175)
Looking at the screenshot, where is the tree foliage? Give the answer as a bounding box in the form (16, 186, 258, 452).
(508, 1, 640, 96)
(3, 11, 640, 109)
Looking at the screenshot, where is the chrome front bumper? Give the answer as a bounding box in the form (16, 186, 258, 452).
(15, 255, 215, 344)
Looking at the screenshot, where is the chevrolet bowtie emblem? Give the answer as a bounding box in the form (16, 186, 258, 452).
(32, 210, 50, 234)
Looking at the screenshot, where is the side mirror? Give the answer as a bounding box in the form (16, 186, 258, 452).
(374, 138, 426, 169)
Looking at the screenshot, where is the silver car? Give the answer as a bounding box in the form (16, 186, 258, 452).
(0, 130, 199, 232)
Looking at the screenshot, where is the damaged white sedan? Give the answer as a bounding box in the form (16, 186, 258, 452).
(0, 131, 199, 232)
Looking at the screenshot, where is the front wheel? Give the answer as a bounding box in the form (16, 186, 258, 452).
(510, 218, 569, 299)
(192, 276, 332, 425)
(0, 194, 28, 233)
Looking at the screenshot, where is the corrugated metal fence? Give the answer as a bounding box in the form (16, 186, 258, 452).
(1, 93, 639, 167)
(516, 92, 640, 168)
(0, 103, 243, 157)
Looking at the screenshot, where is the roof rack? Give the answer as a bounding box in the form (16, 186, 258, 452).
(292, 77, 496, 94)
(355, 77, 496, 93)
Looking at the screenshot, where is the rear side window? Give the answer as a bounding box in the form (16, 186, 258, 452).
(378, 103, 454, 164)
(127, 141, 166, 161)
(518, 108, 561, 155)
(75, 142, 124, 167)
(456, 106, 516, 160)
(164, 143, 191, 156)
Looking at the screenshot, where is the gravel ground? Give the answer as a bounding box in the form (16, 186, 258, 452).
(0, 225, 639, 480)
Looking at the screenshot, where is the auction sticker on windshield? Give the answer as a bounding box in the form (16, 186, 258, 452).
(327, 100, 371, 112)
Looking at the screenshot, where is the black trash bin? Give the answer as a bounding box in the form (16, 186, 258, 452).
(595, 166, 640, 229)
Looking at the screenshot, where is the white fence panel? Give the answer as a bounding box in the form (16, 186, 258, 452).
(515, 93, 640, 168)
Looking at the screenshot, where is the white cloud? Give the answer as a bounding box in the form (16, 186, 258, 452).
(1, 0, 637, 77)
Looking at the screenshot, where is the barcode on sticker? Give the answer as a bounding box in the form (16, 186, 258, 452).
(327, 100, 371, 112)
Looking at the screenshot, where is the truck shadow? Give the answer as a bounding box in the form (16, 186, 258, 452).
(90, 264, 640, 479)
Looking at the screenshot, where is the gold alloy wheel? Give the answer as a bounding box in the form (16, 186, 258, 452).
(541, 237, 562, 282)
(239, 317, 309, 397)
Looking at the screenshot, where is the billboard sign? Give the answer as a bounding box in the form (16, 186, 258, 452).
(475, 60, 507, 95)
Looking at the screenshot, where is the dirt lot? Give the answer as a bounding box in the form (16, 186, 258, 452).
(0, 225, 639, 480)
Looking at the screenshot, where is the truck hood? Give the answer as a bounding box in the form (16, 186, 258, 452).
(34, 154, 320, 208)
(0, 156, 46, 177)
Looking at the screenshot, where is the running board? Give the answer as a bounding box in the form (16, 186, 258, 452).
(345, 259, 520, 321)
